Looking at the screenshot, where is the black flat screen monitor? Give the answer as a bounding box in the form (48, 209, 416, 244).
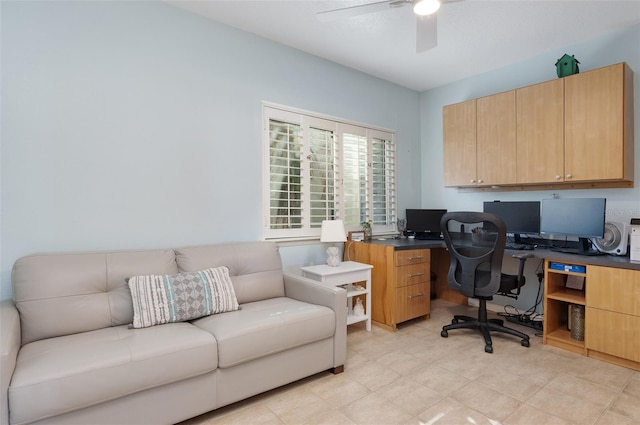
(406, 209, 447, 238)
(483, 201, 540, 244)
(540, 197, 606, 255)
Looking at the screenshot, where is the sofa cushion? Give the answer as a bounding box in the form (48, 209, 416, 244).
(128, 266, 240, 329)
(175, 242, 285, 304)
(193, 297, 335, 368)
(8, 323, 217, 425)
(12, 250, 178, 345)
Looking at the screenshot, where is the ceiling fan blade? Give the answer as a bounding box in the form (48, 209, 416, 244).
(416, 14, 437, 53)
(317, 1, 397, 22)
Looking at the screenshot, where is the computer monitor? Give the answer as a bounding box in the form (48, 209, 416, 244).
(540, 197, 606, 255)
(483, 201, 540, 244)
(406, 209, 447, 238)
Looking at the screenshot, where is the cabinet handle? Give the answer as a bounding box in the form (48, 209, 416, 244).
(408, 256, 425, 260)
(470, 179, 475, 183)
(566, 173, 572, 179)
(555, 175, 561, 180)
(408, 272, 425, 277)
(408, 293, 425, 299)
(477, 179, 483, 183)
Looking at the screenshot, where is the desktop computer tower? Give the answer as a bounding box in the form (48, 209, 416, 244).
(631, 224, 640, 263)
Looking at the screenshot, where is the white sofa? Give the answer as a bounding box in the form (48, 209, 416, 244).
(1, 241, 347, 425)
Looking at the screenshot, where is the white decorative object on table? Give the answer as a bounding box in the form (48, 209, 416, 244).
(353, 298, 365, 316)
(299, 261, 373, 331)
(320, 219, 347, 267)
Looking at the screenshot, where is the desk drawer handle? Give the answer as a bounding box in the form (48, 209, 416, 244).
(408, 272, 425, 278)
(408, 256, 425, 260)
(408, 293, 425, 299)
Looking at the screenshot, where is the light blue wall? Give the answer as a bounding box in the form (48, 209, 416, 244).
(0, 1, 421, 299)
(419, 24, 640, 312)
(2, 1, 638, 311)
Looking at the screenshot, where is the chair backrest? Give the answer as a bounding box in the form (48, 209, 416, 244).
(440, 211, 507, 298)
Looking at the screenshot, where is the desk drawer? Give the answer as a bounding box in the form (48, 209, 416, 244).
(395, 249, 430, 266)
(395, 263, 429, 287)
(395, 282, 430, 323)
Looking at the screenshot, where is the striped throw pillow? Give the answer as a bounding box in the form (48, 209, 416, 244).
(128, 266, 239, 329)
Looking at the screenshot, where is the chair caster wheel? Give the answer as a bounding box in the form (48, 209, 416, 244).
(521, 339, 530, 347)
(441, 330, 448, 338)
(484, 344, 493, 353)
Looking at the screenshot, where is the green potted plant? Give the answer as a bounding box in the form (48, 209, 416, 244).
(361, 221, 372, 241)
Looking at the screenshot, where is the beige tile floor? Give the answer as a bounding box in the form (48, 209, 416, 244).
(180, 299, 640, 425)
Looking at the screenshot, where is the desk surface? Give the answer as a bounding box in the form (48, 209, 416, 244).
(362, 236, 640, 271)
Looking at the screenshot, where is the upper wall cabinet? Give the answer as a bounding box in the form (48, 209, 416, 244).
(443, 62, 634, 190)
(516, 79, 564, 184)
(443, 99, 477, 186)
(443, 92, 517, 187)
(477, 90, 517, 186)
(564, 62, 634, 183)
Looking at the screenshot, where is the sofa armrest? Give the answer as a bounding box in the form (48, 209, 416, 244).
(1, 300, 20, 425)
(283, 272, 347, 370)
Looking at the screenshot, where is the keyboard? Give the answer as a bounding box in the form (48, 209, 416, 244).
(505, 243, 534, 250)
(415, 233, 443, 240)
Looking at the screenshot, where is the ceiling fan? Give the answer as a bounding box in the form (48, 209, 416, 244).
(317, 0, 454, 53)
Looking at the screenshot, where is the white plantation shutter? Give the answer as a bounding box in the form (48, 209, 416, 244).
(342, 127, 368, 229)
(263, 104, 396, 240)
(268, 118, 302, 231)
(371, 131, 396, 228)
(308, 123, 338, 229)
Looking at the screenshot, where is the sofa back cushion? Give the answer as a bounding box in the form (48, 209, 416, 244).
(12, 250, 178, 345)
(175, 242, 284, 304)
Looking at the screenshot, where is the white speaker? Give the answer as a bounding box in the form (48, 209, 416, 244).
(592, 222, 629, 256)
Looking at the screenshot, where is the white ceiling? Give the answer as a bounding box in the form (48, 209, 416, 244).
(167, 0, 640, 91)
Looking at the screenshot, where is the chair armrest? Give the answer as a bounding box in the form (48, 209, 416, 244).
(283, 272, 347, 368)
(511, 252, 535, 295)
(1, 300, 21, 425)
(511, 252, 534, 261)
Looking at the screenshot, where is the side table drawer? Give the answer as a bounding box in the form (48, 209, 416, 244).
(394, 249, 430, 267)
(395, 263, 429, 287)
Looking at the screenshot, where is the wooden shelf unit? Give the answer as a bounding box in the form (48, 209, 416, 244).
(543, 261, 640, 371)
(543, 262, 587, 355)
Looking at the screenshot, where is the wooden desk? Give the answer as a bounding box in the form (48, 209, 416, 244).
(348, 237, 640, 369)
(345, 240, 434, 331)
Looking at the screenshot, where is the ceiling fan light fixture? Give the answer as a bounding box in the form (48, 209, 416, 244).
(413, 0, 441, 16)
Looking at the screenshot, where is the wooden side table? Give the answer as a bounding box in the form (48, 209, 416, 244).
(300, 261, 373, 331)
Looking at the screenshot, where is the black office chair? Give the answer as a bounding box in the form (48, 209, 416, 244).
(440, 211, 531, 353)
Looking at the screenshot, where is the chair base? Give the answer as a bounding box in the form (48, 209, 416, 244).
(440, 300, 530, 353)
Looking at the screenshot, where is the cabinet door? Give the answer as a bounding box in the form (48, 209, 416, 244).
(586, 307, 640, 362)
(516, 79, 564, 184)
(443, 99, 477, 187)
(564, 63, 628, 181)
(476, 91, 517, 186)
(586, 266, 640, 315)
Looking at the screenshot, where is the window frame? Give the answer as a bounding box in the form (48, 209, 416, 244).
(262, 102, 397, 241)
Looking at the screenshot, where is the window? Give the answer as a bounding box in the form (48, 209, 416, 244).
(263, 104, 396, 240)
